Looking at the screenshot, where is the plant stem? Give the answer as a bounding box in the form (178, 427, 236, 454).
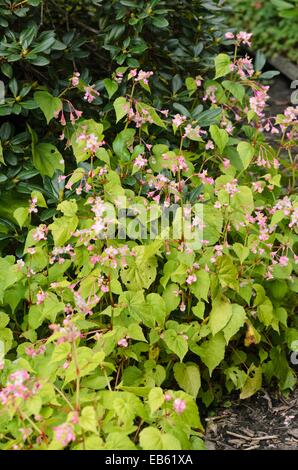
(72, 342, 81, 411)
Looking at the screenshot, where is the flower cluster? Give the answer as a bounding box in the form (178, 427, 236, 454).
(0, 371, 40, 406)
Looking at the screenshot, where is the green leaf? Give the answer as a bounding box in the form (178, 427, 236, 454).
(28, 305, 43, 329)
(26, 395, 42, 416)
(80, 406, 98, 433)
(209, 297, 233, 336)
(173, 362, 201, 398)
(216, 255, 239, 291)
(71, 120, 104, 163)
(162, 283, 181, 314)
(57, 200, 78, 217)
(136, 102, 166, 128)
(34, 91, 62, 124)
(140, 293, 166, 327)
(185, 77, 197, 96)
(192, 302, 205, 319)
(214, 53, 231, 79)
(51, 342, 71, 363)
(210, 124, 229, 153)
(14, 207, 29, 228)
(194, 333, 225, 375)
(240, 365, 262, 399)
(152, 17, 169, 28)
(0, 258, 22, 303)
(0, 327, 13, 353)
(231, 186, 254, 218)
(0, 312, 9, 328)
(120, 247, 157, 290)
(83, 435, 104, 450)
(233, 243, 249, 264)
(222, 80, 245, 103)
(31, 190, 47, 208)
(64, 348, 105, 385)
(163, 329, 188, 362)
(42, 293, 65, 323)
(237, 141, 255, 169)
(32, 143, 64, 177)
(148, 387, 164, 414)
(127, 323, 147, 342)
(118, 291, 145, 322)
(49, 215, 78, 246)
(105, 432, 136, 450)
(203, 205, 223, 244)
(113, 96, 129, 123)
(257, 298, 274, 327)
(104, 79, 119, 99)
(189, 270, 210, 301)
(113, 128, 136, 162)
(223, 304, 246, 343)
(139, 427, 181, 450)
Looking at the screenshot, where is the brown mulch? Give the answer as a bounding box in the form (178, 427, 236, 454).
(204, 388, 298, 450)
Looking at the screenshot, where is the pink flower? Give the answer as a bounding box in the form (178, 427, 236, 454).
(223, 158, 230, 169)
(164, 393, 172, 401)
(195, 75, 203, 87)
(33, 224, 48, 241)
(235, 56, 254, 80)
(225, 32, 235, 39)
(134, 154, 148, 169)
(54, 423, 75, 447)
(203, 86, 217, 103)
(160, 109, 169, 117)
(118, 338, 128, 348)
(236, 31, 253, 47)
(186, 274, 197, 285)
(279, 256, 289, 267)
(205, 140, 214, 150)
(71, 72, 80, 87)
(77, 132, 104, 154)
(36, 290, 47, 305)
(0, 370, 34, 405)
(83, 86, 100, 103)
(173, 398, 186, 414)
(135, 70, 154, 85)
(129, 69, 138, 78)
(29, 197, 38, 214)
(172, 114, 187, 128)
(224, 179, 239, 196)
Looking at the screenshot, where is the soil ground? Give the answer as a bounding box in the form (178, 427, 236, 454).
(204, 388, 298, 450)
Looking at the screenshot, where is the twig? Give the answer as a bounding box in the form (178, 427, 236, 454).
(75, 20, 100, 35)
(240, 427, 255, 438)
(245, 444, 260, 450)
(261, 388, 273, 410)
(250, 435, 279, 441)
(226, 430, 278, 442)
(205, 414, 230, 422)
(226, 431, 251, 441)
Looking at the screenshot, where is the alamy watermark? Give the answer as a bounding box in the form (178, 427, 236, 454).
(88, 197, 204, 246)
